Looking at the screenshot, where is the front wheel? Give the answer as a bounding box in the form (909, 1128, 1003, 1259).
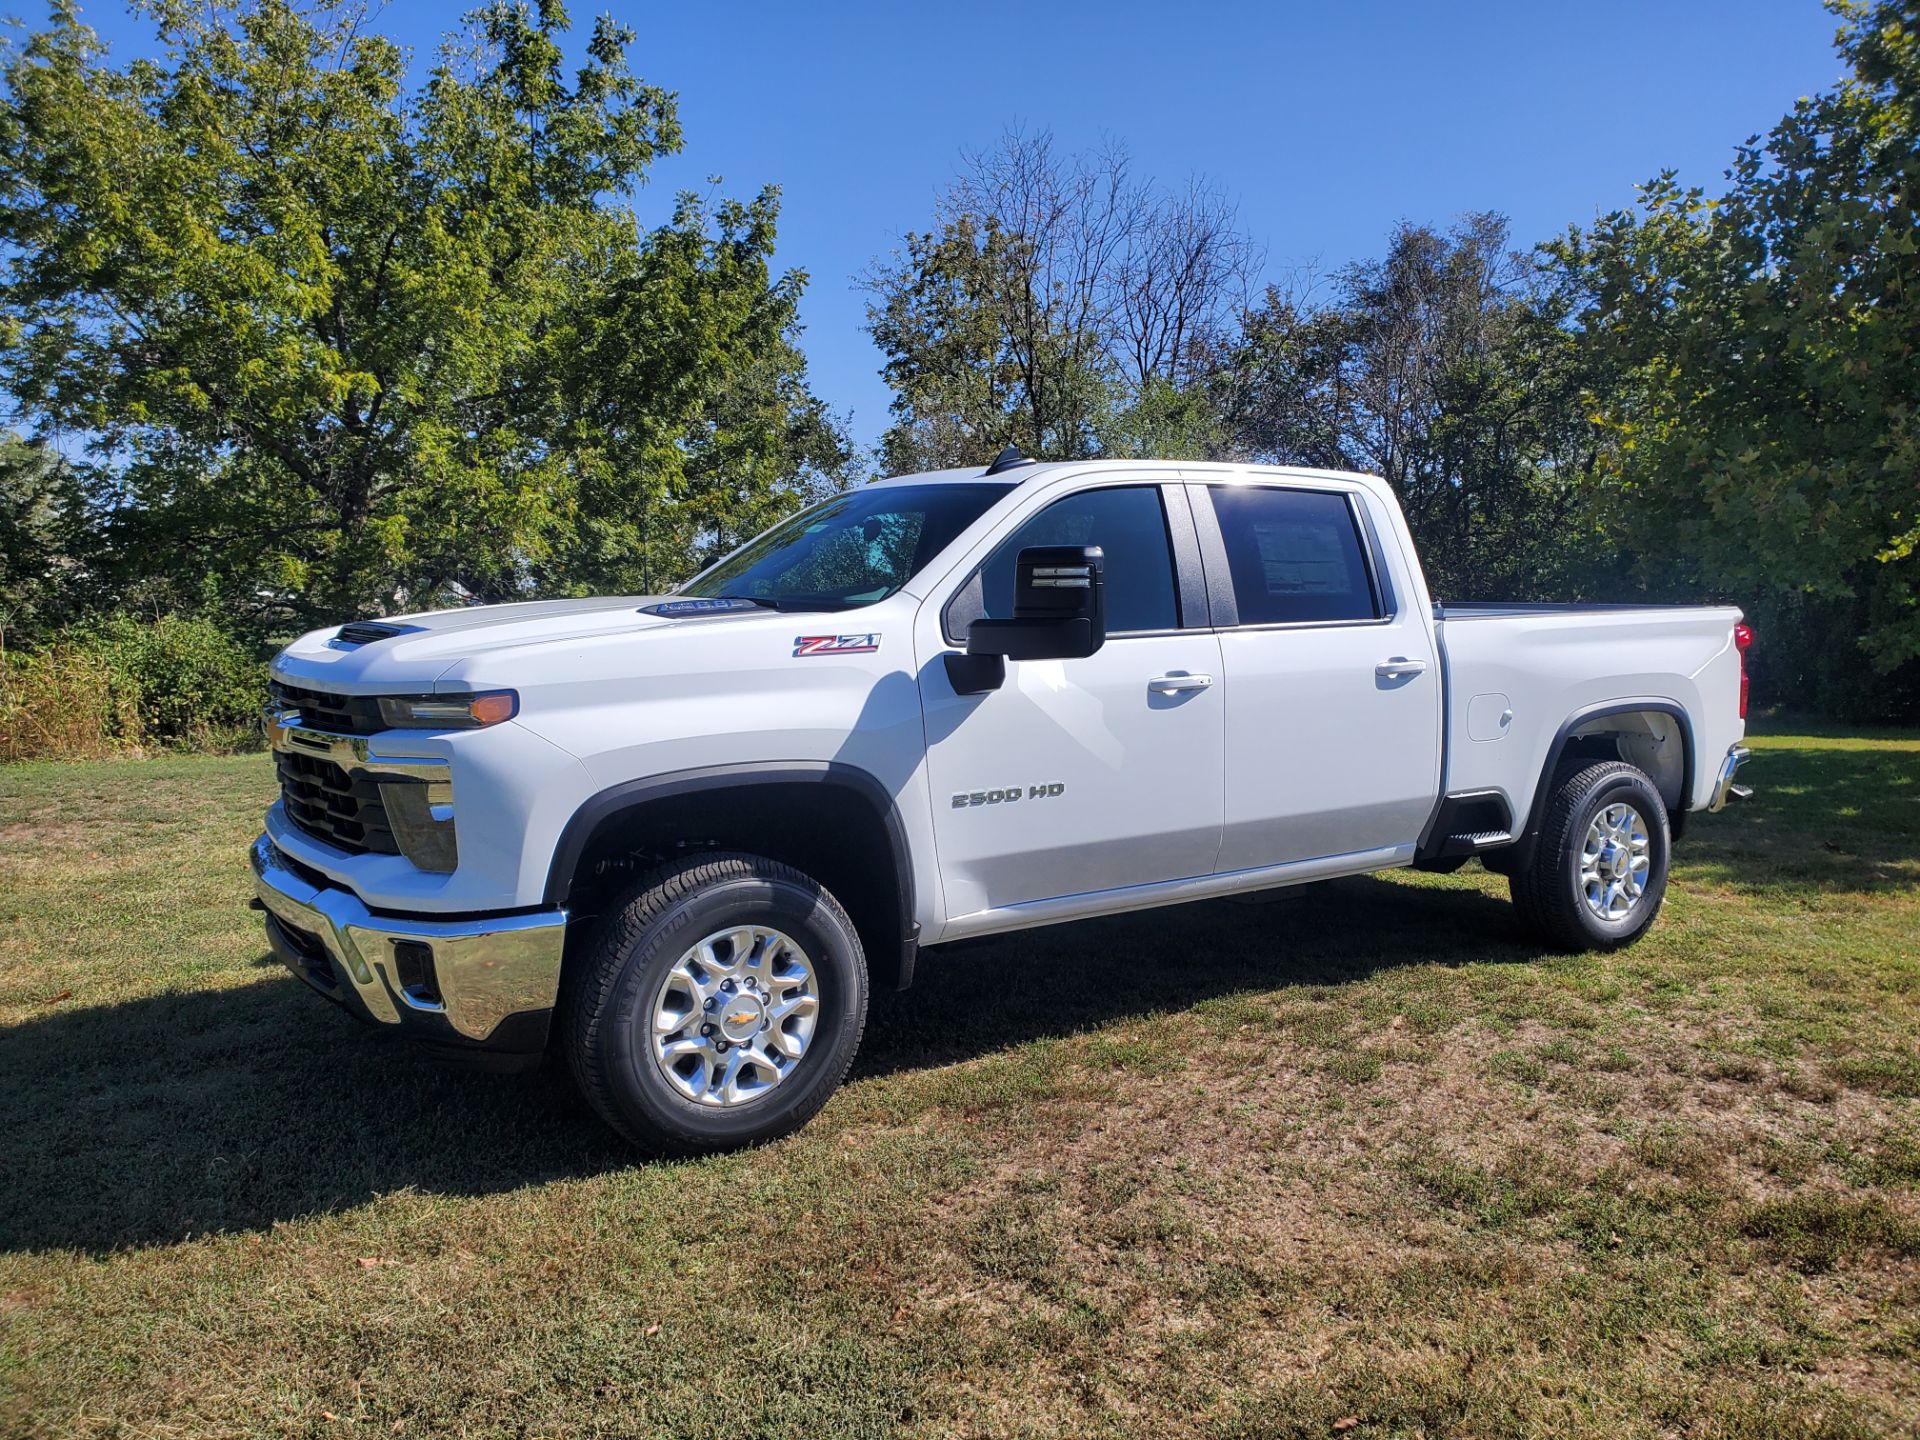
(561, 852, 868, 1154)
(1510, 761, 1672, 952)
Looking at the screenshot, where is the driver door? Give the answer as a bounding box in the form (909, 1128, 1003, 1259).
(915, 482, 1224, 921)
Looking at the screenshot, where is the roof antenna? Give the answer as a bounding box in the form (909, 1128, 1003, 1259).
(983, 443, 1031, 476)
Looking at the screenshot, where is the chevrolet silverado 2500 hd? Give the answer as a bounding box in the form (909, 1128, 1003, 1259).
(252, 454, 1754, 1152)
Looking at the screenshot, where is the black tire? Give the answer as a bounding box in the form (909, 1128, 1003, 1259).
(1510, 760, 1671, 952)
(561, 852, 867, 1154)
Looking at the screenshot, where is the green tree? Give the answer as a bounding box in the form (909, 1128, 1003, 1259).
(533, 190, 851, 594)
(0, 0, 842, 627)
(865, 216, 1050, 472)
(0, 430, 89, 639)
(865, 131, 1255, 470)
(1551, 0, 1920, 711)
(1227, 217, 1608, 600)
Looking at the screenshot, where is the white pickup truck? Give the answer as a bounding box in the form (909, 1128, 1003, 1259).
(253, 454, 1753, 1152)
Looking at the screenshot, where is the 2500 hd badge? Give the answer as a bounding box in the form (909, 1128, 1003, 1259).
(952, 782, 1067, 808)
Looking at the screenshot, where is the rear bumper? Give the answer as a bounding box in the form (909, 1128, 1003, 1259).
(1708, 744, 1753, 813)
(250, 834, 567, 1063)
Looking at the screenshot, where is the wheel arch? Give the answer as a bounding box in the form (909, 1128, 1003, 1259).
(1520, 701, 1696, 846)
(545, 762, 920, 989)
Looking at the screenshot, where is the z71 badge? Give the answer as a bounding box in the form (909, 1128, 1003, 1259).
(793, 633, 880, 658)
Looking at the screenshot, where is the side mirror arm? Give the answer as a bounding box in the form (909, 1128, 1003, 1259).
(944, 651, 1006, 695)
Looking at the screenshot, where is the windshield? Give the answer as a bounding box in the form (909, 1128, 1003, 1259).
(679, 483, 1013, 610)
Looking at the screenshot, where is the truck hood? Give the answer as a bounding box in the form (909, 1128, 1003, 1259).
(271, 595, 780, 691)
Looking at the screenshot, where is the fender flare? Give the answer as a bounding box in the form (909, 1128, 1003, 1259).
(542, 759, 919, 964)
(1519, 700, 1696, 844)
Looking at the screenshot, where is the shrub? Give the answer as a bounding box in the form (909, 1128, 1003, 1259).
(77, 614, 264, 745)
(0, 642, 139, 761)
(0, 614, 265, 761)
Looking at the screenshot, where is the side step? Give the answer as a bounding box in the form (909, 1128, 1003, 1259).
(1412, 825, 1518, 873)
(1418, 789, 1519, 864)
(1445, 829, 1513, 852)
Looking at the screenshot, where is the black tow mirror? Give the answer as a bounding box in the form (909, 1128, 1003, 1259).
(945, 545, 1108, 695)
(972, 544, 1106, 659)
(969, 541, 1107, 659)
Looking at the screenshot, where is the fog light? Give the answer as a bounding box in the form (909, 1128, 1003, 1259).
(380, 780, 458, 873)
(391, 940, 442, 1009)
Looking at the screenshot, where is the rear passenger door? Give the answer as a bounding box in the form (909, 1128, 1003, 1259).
(1192, 481, 1442, 871)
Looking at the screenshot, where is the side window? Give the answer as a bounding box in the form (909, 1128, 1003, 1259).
(1210, 487, 1380, 625)
(969, 486, 1180, 636)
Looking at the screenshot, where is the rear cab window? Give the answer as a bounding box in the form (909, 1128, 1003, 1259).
(1208, 486, 1381, 625)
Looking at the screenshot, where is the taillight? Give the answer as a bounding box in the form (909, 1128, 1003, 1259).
(1733, 622, 1753, 719)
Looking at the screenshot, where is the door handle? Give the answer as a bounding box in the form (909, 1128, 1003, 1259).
(1148, 673, 1214, 694)
(1375, 657, 1428, 679)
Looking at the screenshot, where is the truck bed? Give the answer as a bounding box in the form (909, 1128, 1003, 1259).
(1433, 601, 1747, 832)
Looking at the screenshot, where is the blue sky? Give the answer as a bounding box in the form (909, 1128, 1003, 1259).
(63, 0, 1846, 456)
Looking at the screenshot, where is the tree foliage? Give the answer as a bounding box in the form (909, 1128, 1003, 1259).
(864, 130, 1257, 471)
(1227, 217, 1607, 600)
(1, 0, 1916, 729)
(532, 189, 849, 595)
(0, 0, 845, 626)
(1550, 0, 1920, 703)
(867, 144, 1599, 601)
(0, 430, 88, 636)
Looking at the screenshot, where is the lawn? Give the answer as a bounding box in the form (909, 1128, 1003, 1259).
(1, 728, 1916, 1439)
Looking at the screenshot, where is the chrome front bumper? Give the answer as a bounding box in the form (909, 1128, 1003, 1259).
(1709, 744, 1753, 812)
(250, 834, 567, 1055)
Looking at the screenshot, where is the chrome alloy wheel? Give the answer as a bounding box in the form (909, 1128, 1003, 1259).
(650, 926, 820, 1107)
(1580, 802, 1651, 922)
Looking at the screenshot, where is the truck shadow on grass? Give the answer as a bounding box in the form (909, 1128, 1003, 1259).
(0, 874, 1533, 1255)
(859, 871, 1532, 1078)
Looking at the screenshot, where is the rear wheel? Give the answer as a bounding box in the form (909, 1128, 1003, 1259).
(561, 852, 867, 1154)
(1511, 761, 1671, 951)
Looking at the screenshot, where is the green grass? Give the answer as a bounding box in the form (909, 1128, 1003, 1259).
(1, 728, 1917, 1438)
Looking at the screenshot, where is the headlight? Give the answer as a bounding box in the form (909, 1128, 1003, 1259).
(377, 691, 518, 729)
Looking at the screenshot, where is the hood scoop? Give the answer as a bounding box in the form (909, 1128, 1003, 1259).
(331, 620, 425, 648)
